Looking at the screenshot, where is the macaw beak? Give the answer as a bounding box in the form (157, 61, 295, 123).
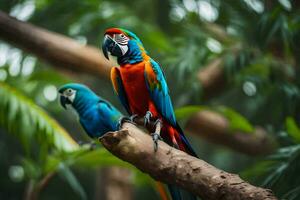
(102, 34, 128, 60)
(59, 95, 71, 110)
(102, 35, 113, 60)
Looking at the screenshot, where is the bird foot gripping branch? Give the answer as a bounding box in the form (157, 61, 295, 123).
(151, 119, 163, 152)
(119, 113, 163, 152)
(144, 111, 153, 127)
(143, 111, 163, 152)
(117, 115, 138, 129)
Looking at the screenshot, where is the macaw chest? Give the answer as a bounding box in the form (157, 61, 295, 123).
(120, 63, 151, 115)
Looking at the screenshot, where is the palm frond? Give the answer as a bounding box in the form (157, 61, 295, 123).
(0, 81, 78, 153)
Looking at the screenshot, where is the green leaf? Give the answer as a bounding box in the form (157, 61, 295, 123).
(262, 163, 287, 187)
(215, 106, 254, 134)
(0, 82, 78, 152)
(241, 160, 276, 181)
(175, 105, 208, 120)
(58, 163, 87, 200)
(282, 186, 300, 200)
(73, 148, 130, 168)
(22, 158, 42, 180)
(285, 117, 300, 143)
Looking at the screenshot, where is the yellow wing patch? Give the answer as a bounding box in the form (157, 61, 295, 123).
(145, 62, 159, 91)
(110, 67, 120, 95)
(138, 44, 150, 61)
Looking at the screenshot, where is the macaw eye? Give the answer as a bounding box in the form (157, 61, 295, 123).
(65, 89, 74, 96)
(116, 34, 129, 45)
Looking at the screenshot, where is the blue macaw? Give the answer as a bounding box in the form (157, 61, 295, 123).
(58, 83, 169, 200)
(58, 83, 121, 138)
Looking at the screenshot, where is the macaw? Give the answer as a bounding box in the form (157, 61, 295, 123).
(58, 83, 122, 138)
(58, 83, 169, 200)
(102, 28, 197, 200)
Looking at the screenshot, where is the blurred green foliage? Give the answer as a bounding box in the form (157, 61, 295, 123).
(1, 0, 300, 199)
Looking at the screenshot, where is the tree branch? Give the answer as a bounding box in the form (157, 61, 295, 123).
(0, 10, 227, 94)
(99, 123, 277, 200)
(185, 110, 276, 155)
(197, 58, 226, 99)
(0, 11, 114, 79)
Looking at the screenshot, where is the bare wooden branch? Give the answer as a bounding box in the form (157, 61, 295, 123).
(99, 123, 277, 200)
(197, 58, 226, 99)
(0, 11, 227, 96)
(0, 11, 114, 79)
(186, 110, 277, 155)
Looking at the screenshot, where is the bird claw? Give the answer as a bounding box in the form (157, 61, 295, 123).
(144, 111, 153, 127)
(172, 142, 179, 150)
(130, 114, 139, 122)
(118, 115, 138, 129)
(151, 132, 162, 152)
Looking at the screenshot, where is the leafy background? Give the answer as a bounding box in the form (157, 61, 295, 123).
(1, 0, 300, 199)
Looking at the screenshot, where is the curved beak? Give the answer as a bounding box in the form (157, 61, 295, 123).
(59, 95, 71, 109)
(102, 35, 113, 60)
(102, 34, 128, 60)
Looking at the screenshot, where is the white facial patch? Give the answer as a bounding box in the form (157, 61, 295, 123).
(114, 34, 129, 55)
(114, 33, 129, 45)
(64, 88, 77, 103)
(68, 92, 76, 103)
(118, 44, 128, 55)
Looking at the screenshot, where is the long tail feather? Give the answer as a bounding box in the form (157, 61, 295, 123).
(176, 122, 198, 158)
(168, 185, 182, 200)
(163, 123, 198, 200)
(168, 184, 197, 200)
(167, 123, 198, 200)
(155, 181, 169, 200)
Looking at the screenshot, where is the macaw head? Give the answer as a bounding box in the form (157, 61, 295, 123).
(102, 28, 144, 60)
(58, 83, 98, 109)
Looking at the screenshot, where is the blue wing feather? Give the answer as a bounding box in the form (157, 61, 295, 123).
(79, 119, 95, 138)
(79, 99, 122, 138)
(97, 100, 122, 132)
(144, 59, 176, 126)
(144, 59, 198, 157)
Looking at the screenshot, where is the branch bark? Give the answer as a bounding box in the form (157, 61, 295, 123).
(99, 123, 277, 200)
(0, 11, 114, 79)
(185, 110, 276, 155)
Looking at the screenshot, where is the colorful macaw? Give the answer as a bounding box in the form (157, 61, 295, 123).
(102, 28, 198, 200)
(58, 83, 169, 200)
(58, 83, 122, 138)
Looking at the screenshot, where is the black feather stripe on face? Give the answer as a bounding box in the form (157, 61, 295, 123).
(114, 34, 129, 45)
